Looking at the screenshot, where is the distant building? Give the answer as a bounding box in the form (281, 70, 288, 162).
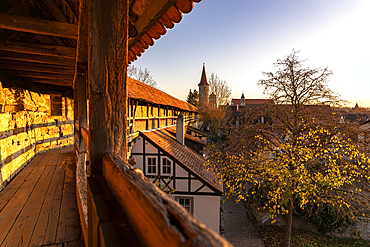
(198, 63, 209, 105)
(230, 93, 273, 109)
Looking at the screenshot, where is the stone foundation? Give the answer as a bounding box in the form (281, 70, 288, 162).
(0, 81, 74, 190)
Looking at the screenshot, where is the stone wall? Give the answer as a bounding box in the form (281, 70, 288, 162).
(0, 81, 74, 190)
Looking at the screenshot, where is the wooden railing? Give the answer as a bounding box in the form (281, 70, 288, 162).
(75, 112, 230, 246)
(99, 153, 232, 247)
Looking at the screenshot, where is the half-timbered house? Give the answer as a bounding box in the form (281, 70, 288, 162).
(127, 77, 198, 140)
(0, 0, 231, 246)
(131, 123, 223, 233)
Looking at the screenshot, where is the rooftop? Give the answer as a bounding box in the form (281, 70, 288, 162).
(140, 128, 223, 194)
(128, 77, 198, 112)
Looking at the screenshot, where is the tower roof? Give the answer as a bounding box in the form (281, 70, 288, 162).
(198, 63, 209, 86)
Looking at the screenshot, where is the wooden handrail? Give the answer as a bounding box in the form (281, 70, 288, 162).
(80, 126, 89, 150)
(75, 120, 80, 130)
(101, 153, 232, 247)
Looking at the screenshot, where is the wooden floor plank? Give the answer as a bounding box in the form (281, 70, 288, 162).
(28, 154, 66, 246)
(56, 153, 80, 244)
(0, 154, 51, 245)
(1, 154, 60, 246)
(42, 165, 65, 245)
(0, 154, 42, 212)
(0, 148, 80, 246)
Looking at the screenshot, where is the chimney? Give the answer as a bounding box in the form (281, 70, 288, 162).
(176, 114, 185, 145)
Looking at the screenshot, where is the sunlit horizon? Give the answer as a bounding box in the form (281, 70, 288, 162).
(133, 0, 370, 108)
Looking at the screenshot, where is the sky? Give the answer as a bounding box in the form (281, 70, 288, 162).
(132, 0, 370, 107)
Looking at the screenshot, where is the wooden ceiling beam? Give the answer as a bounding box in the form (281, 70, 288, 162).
(0, 39, 76, 58)
(6, 0, 62, 45)
(2, 70, 74, 81)
(129, 0, 177, 49)
(0, 13, 78, 39)
(61, 0, 79, 20)
(0, 59, 75, 75)
(13, 77, 72, 87)
(0, 50, 75, 66)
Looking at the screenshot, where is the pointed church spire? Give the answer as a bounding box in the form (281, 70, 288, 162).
(198, 63, 209, 105)
(198, 63, 209, 86)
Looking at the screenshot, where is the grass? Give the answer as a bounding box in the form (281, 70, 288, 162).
(262, 225, 370, 247)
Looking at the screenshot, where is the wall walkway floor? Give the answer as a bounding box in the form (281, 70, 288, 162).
(0, 147, 81, 246)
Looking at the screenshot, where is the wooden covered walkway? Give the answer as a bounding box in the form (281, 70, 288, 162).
(0, 147, 81, 247)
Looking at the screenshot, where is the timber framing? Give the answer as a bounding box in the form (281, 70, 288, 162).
(0, 0, 232, 246)
(0, 13, 78, 39)
(137, 132, 223, 196)
(0, 39, 76, 59)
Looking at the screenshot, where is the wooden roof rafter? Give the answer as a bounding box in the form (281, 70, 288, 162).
(128, 0, 201, 63)
(0, 0, 202, 89)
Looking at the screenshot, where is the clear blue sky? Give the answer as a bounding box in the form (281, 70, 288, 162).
(132, 0, 370, 107)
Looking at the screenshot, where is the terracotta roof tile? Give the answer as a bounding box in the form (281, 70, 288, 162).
(165, 126, 206, 145)
(129, 0, 202, 63)
(141, 129, 223, 193)
(128, 77, 198, 112)
(231, 98, 273, 106)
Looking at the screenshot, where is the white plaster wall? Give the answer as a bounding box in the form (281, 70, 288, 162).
(199, 186, 214, 193)
(176, 179, 188, 191)
(191, 180, 203, 192)
(132, 137, 143, 153)
(175, 165, 188, 177)
(134, 156, 143, 171)
(193, 195, 221, 233)
(145, 141, 157, 154)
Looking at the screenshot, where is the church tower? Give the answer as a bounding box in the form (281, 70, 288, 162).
(198, 63, 209, 105)
(241, 92, 245, 106)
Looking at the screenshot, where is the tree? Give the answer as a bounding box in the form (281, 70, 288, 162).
(186, 89, 199, 107)
(128, 65, 158, 88)
(208, 72, 232, 106)
(199, 104, 230, 141)
(206, 51, 370, 247)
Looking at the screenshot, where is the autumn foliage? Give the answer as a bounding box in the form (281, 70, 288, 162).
(206, 51, 370, 247)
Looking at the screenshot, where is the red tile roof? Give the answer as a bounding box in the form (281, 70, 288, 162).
(165, 126, 207, 145)
(128, 77, 198, 112)
(129, 0, 203, 63)
(231, 98, 273, 106)
(140, 129, 223, 193)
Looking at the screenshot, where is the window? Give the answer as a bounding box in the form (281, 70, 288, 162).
(51, 95, 63, 116)
(147, 157, 157, 175)
(176, 197, 193, 213)
(162, 158, 172, 175)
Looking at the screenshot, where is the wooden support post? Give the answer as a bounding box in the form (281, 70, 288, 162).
(88, 0, 129, 175)
(77, 70, 87, 153)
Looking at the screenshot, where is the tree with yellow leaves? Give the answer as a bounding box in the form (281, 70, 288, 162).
(206, 51, 370, 247)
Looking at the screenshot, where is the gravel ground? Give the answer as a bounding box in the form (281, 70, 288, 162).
(221, 196, 264, 247)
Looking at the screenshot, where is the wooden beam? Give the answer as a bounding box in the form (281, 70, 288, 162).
(0, 39, 76, 58)
(0, 60, 75, 74)
(42, 0, 71, 24)
(3, 70, 74, 80)
(61, 0, 79, 20)
(89, 0, 129, 175)
(13, 77, 72, 87)
(75, 0, 88, 65)
(129, 0, 177, 49)
(6, 0, 62, 45)
(0, 51, 75, 66)
(0, 13, 78, 39)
